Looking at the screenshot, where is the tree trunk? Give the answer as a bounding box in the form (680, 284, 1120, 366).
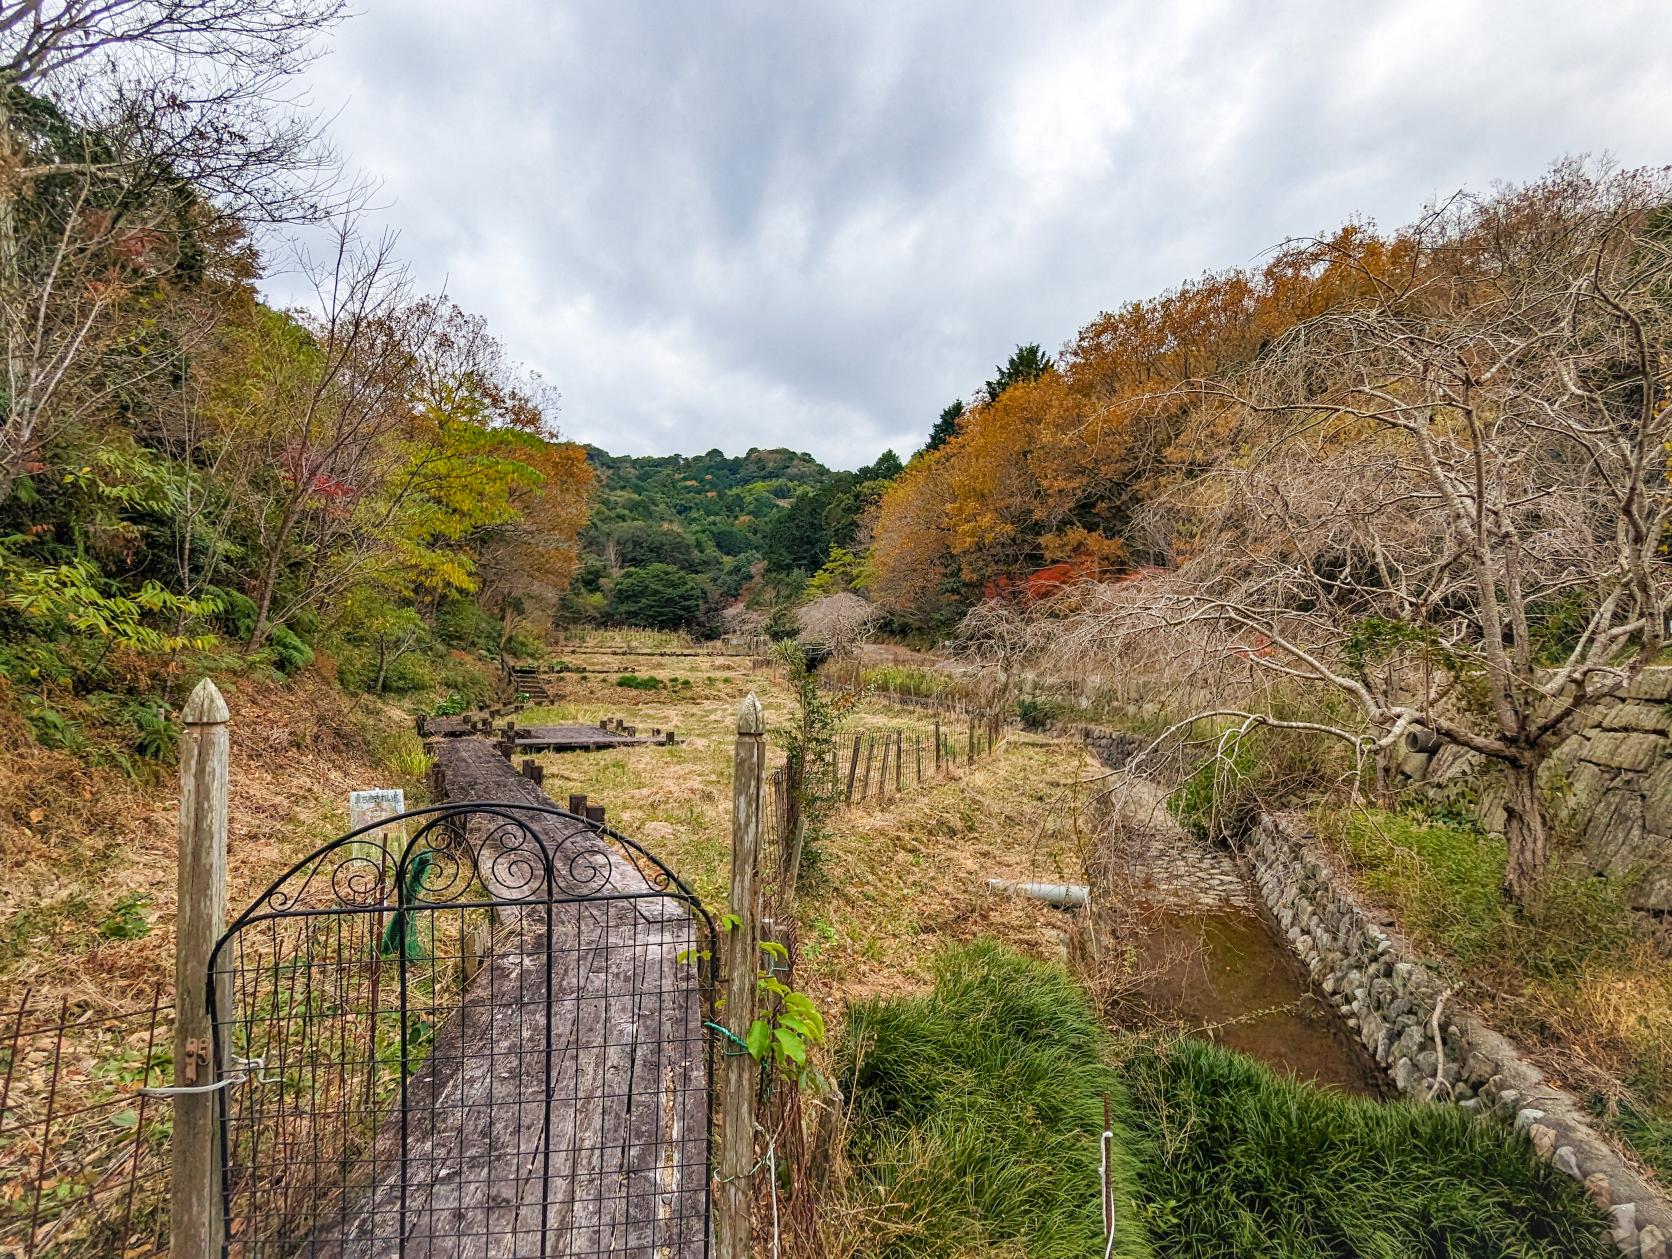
(246, 494, 306, 652)
(246, 544, 285, 651)
(1501, 757, 1548, 911)
(374, 636, 389, 692)
(781, 757, 805, 902)
(0, 88, 23, 507)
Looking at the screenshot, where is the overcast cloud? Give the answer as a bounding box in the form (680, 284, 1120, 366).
(276, 1, 1672, 469)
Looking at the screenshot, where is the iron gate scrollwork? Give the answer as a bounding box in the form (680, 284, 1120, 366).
(206, 801, 715, 1258)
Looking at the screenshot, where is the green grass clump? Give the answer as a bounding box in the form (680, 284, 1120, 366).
(1334, 806, 1672, 1183)
(615, 673, 665, 690)
(1121, 1036, 1610, 1258)
(839, 942, 1151, 1258)
(1336, 808, 1508, 965)
(1601, 1091, 1672, 1180)
(863, 664, 947, 698)
(838, 944, 1610, 1259)
(1334, 808, 1634, 974)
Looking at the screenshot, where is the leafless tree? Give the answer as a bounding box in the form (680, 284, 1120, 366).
(214, 224, 437, 650)
(1039, 164, 1672, 909)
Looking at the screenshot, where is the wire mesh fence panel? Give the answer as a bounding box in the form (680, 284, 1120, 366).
(0, 987, 173, 1258)
(208, 802, 714, 1258)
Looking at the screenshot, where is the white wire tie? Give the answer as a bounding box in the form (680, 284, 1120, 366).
(139, 1056, 269, 1097)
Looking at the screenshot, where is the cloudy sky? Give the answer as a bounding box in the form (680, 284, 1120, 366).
(280, 0, 1672, 469)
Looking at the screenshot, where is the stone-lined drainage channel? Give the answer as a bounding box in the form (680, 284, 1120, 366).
(1076, 730, 1670, 1257)
(1081, 771, 1383, 1094)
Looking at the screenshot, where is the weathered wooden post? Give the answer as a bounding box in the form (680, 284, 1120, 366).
(175, 678, 229, 1259)
(717, 694, 765, 1259)
(935, 718, 942, 772)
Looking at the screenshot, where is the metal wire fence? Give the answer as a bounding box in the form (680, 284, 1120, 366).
(0, 986, 173, 1258)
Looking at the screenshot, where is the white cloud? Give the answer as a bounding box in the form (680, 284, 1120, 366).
(271, 0, 1672, 469)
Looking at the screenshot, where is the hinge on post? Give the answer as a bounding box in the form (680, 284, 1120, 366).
(182, 1036, 208, 1085)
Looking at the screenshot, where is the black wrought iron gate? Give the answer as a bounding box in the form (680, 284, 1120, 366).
(205, 802, 715, 1258)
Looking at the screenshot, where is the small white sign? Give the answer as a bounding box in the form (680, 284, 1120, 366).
(348, 788, 406, 867)
(349, 788, 405, 829)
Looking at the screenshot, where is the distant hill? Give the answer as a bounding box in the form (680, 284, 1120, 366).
(565, 445, 901, 629)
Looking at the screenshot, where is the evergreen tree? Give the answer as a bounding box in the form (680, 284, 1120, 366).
(925, 401, 965, 452)
(607, 564, 703, 629)
(982, 344, 1054, 404)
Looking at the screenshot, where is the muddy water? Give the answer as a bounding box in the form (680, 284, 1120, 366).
(1124, 907, 1384, 1094)
(1086, 758, 1384, 1092)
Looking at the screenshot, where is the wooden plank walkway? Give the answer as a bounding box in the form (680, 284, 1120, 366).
(512, 724, 666, 753)
(312, 738, 709, 1258)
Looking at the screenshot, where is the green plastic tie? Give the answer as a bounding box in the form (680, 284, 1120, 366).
(704, 1020, 752, 1057)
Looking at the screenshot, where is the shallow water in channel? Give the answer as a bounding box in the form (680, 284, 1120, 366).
(1123, 908, 1385, 1095)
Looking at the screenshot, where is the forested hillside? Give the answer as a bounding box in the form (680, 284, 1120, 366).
(0, 4, 592, 767)
(566, 445, 902, 630)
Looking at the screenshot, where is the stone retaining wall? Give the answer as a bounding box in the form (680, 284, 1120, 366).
(1402, 668, 1672, 910)
(1239, 813, 1671, 1257)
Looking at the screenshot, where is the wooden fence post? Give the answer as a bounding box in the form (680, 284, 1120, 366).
(895, 731, 903, 793)
(174, 678, 229, 1259)
(935, 718, 942, 772)
(717, 694, 765, 1259)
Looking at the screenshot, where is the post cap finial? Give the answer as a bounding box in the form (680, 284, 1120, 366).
(736, 692, 765, 735)
(181, 677, 229, 725)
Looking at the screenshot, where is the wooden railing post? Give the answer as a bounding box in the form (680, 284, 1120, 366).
(174, 678, 229, 1259)
(717, 694, 765, 1259)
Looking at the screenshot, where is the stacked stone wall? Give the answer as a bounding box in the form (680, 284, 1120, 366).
(1405, 668, 1672, 910)
(1241, 813, 1671, 1256)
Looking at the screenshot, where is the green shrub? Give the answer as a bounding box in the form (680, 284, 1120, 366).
(615, 674, 665, 691)
(22, 701, 83, 751)
(503, 628, 542, 660)
(433, 595, 501, 653)
(865, 664, 947, 698)
(378, 651, 435, 694)
(431, 693, 468, 717)
(1170, 715, 1351, 842)
(203, 585, 258, 641)
(437, 658, 496, 708)
(1015, 694, 1065, 730)
(266, 624, 314, 675)
(1170, 732, 1261, 842)
(121, 699, 177, 763)
(839, 943, 1150, 1258)
(1120, 1036, 1609, 1257)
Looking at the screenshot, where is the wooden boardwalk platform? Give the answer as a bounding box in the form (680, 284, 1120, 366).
(513, 723, 669, 752)
(314, 738, 709, 1257)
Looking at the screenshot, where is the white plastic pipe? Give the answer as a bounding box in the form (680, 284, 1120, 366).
(985, 878, 1089, 908)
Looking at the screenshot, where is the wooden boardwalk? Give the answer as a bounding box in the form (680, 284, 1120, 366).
(314, 738, 709, 1258)
(512, 724, 670, 753)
